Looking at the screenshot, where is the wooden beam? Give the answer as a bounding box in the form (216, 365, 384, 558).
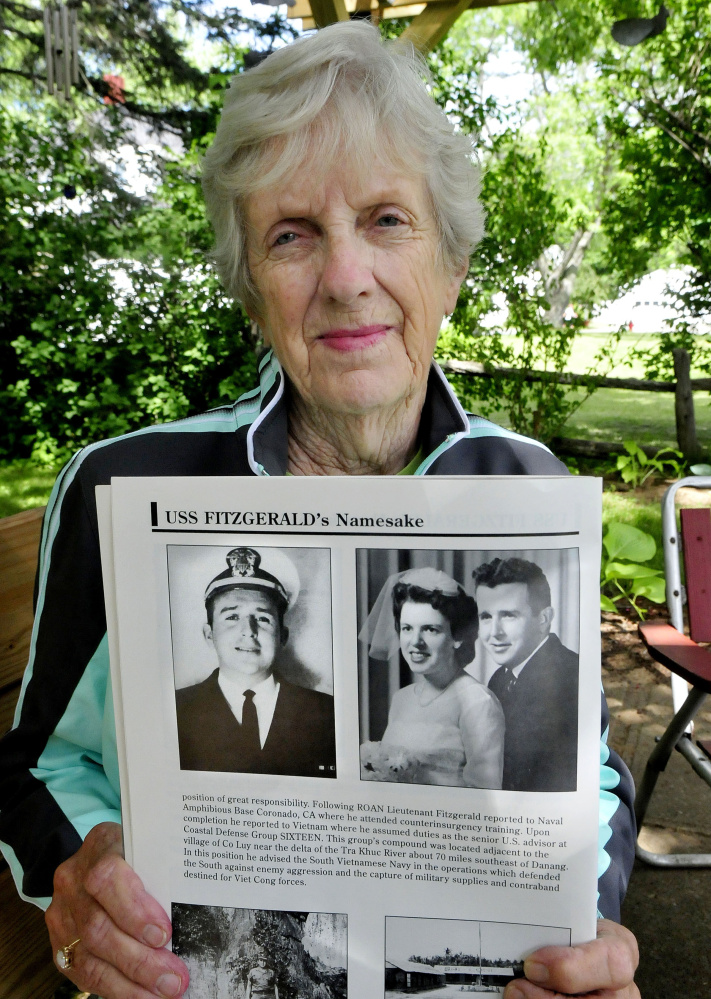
(439, 357, 711, 392)
(288, 0, 542, 22)
(396, 0, 474, 53)
(308, 0, 349, 28)
(468, 0, 541, 7)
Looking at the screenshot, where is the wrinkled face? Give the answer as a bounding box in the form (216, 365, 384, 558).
(245, 162, 465, 419)
(204, 588, 283, 682)
(475, 582, 548, 669)
(398, 601, 461, 681)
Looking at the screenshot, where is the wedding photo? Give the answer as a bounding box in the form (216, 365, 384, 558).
(385, 914, 571, 997)
(168, 544, 336, 777)
(172, 904, 347, 999)
(357, 547, 580, 791)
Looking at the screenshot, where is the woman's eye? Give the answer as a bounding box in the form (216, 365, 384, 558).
(376, 214, 401, 228)
(273, 231, 298, 246)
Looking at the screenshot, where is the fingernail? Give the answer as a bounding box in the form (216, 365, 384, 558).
(156, 972, 182, 997)
(524, 960, 549, 984)
(143, 924, 168, 948)
(506, 987, 525, 999)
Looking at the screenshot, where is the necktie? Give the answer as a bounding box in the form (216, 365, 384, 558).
(498, 668, 517, 705)
(241, 689, 261, 751)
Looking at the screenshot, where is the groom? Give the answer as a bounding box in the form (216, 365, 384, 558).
(473, 556, 579, 792)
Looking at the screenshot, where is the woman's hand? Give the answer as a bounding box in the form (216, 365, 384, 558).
(504, 920, 639, 999)
(45, 822, 189, 999)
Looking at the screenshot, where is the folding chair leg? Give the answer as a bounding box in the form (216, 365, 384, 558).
(635, 686, 711, 867)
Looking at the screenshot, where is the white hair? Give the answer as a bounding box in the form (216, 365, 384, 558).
(201, 21, 485, 314)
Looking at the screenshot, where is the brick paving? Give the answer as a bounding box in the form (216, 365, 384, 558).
(603, 612, 711, 999)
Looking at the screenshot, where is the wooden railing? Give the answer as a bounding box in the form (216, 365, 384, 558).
(441, 347, 707, 462)
(0, 507, 65, 999)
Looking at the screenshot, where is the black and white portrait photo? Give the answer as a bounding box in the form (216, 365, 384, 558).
(169, 545, 336, 778)
(357, 548, 579, 792)
(172, 904, 347, 999)
(385, 915, 571, 997)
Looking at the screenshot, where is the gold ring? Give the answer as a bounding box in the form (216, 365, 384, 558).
(56, 938, 80, 971)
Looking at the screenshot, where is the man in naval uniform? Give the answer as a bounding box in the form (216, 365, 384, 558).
(175, 547, 336, 777)
(473, 556, 579, 792)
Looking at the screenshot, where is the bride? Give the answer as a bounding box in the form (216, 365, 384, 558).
(360, 567, 504, 788)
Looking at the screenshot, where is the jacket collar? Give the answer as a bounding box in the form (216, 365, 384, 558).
(247, 350, 469, 476)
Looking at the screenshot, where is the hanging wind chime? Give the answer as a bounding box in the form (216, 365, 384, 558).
(43, 2, 79, 99)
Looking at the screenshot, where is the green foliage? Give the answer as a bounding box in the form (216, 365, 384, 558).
(615, 442, 685, 488)
(425, 10, 631, 442)
(435, 132, 623, 441)
(0, 4, 295, 462)
(601, 521, 666, 617)
(0, 100, 258, 463)
(479, 0, 711, 399)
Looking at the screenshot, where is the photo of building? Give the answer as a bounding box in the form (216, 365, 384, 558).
(385, 915, 571, 997)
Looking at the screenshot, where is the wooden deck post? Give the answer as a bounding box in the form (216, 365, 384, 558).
(673, 347, 703, 463)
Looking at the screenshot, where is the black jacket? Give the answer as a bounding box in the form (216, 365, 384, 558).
(489, 634, 579, 792)
(176, 671, 336, 778)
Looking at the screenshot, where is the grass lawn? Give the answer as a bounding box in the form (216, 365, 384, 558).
(563, 388, 711, 448)
(461, 385, 711, 450)
(553, 331, 707, 380)
(0, 460, 59, 519)
(447, 332, 711, 449)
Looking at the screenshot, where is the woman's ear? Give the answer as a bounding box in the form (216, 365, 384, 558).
(453, 639, 463, 649)
(246, 312, 268, 346)
(443, 260, 468, 316)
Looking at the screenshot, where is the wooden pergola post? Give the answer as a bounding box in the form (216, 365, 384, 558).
(308, 0, 349, 28)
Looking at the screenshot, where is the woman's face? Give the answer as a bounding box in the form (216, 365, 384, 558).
(398, 601, 461, 682)
(245, 161, 465, 420)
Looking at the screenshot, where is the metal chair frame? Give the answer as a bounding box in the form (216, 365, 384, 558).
(635, 475, 711, 867)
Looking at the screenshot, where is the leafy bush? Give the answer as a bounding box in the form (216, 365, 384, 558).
(615, 442, 685, 489)
(601, 521, 666, 618)
(0, 102, 258, 464)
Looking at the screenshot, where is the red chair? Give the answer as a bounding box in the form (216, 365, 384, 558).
(637, 476, 711, 867)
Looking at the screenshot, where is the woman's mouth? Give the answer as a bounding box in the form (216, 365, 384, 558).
(409, 650, 430, 663)
(318, 325, 389, 352)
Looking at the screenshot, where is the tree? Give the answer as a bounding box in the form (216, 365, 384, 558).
(421, 11, 624, 441)
(0, 1, 294, 461)
(513, 0, 711, 377)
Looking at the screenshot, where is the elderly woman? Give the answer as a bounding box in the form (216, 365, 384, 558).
(0, 21, 638, 999)
(360, 568, 504, 787)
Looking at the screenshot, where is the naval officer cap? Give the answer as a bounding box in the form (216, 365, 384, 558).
(204, 547, 300, 611)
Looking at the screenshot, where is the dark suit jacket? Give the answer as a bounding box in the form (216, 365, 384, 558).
(176, 669, 336, 778)
(488, 633, 579, 792)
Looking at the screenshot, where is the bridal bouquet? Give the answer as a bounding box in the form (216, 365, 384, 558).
(359, 741, 422, 783)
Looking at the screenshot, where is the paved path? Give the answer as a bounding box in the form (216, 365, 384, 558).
(603, 613, 711, 999)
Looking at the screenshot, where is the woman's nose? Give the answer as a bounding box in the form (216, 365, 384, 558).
(318, 231, 376, 305)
